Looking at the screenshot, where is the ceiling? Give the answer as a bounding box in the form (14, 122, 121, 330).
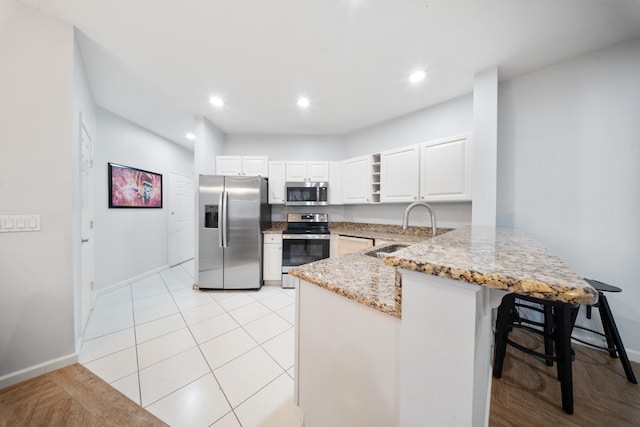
(19, 0, 640, 148)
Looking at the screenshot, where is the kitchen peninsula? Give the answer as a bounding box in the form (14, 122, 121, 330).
(288, 226, 597, 427)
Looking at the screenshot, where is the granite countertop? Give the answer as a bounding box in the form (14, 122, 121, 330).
(288, 243, 404, 318)
(263, 221, 448, 241)
(289, 225, 598, 319)
(384, 226, 597, 305)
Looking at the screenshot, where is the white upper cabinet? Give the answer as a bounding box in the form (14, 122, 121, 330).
(268, 161, 286, 204)
(380, 144, 420, 203)
(216, 156, 242, 175)
(242, 156, 270, 176)
(328, 161, 343, 205)
(216, 156, 269, 177)
(285, 161, 329, 182)
(343, 155, 371, 204)
(419, 134, 471, 202)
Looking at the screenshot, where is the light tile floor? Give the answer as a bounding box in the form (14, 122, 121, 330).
(80, 260, 303, 427)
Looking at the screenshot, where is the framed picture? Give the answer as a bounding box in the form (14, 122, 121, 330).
(108, 163, 163, 208)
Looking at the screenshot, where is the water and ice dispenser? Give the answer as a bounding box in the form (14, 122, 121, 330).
(204, 205, 218, 228)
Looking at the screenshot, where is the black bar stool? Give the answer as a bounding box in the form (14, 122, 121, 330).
(571, 278, 637, 384)
(493, 293, 578, 414)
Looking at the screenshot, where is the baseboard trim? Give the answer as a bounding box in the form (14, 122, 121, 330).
(0, 352, 78, 390)
(96, 264, 170, 297)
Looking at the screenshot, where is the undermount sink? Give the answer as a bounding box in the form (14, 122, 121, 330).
(365, 244, 410, 259)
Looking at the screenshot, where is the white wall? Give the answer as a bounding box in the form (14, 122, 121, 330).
(343, 94, 473, 158)
(225, 134, 345, 160)
(195, 115, 225, 175)
(341, 93, 474, 228)
(0, 2, 76, 383)
(497, 37, 640, 357)
(93, 108, 194, 291)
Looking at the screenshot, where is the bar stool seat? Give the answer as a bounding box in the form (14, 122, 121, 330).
(493, 293, 578, 414)
(572, 278, 637, 384)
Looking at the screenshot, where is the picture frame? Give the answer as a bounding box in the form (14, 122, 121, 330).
(108, 163, 163, 208)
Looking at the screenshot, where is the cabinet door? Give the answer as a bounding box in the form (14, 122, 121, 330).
(380, 145, 419, 203)
(336, 235, 374, 256)
(242, 156, 269, 177)
(216, 156, 242, 176)
(268, 161, 286, 204)
(308, 161, 329, 181)
(285, 161, 308, 181)
(263, 239, 283, 281)
(343, 156, 371, 204)
(328, 161, 343, 205)
(420, 135, 471, 202)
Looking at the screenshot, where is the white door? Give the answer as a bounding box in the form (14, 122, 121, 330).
(79, 116, 94, 332)
(170, 172, 195, 266)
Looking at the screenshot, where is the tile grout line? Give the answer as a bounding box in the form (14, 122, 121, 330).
(159, 267, 243, 426)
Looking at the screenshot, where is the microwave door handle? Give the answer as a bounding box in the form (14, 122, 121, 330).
(222, 191, 229, 248)
(218, 192, 224, 248)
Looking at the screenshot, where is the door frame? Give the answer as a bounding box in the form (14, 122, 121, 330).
(77, 112, 95, 345)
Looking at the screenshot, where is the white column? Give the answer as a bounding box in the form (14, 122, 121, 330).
(472, 67, 498, 226)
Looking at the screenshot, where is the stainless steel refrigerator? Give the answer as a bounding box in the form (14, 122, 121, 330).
(198, 175, 271, 290)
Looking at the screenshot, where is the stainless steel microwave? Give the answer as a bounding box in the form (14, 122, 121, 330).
(285, 182, 328, 206)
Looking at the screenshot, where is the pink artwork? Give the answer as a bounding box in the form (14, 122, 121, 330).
(109, 163, 162, 208)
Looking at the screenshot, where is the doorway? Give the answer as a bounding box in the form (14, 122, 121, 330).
(169, 172, 194, 266)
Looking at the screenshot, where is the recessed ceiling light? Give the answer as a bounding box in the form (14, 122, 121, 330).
(297, 97, 310, 108)
(185, 133, 196, 140)
(209, 96, 224, 107)
(409, 70, 427, 83)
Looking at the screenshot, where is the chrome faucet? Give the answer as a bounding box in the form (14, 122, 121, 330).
(402, 202, 437, 237)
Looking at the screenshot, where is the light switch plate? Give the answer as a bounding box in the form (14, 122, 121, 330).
(0, 215, 41, 232)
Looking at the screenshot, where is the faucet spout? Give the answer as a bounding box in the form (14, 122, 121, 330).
(402, 202, 437, 237)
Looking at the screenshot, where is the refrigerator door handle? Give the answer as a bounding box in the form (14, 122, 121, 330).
(222, 190, 229, 248)
(218, 191, 224, 248)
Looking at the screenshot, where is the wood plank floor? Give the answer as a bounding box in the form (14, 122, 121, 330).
(489, 329, 640, 426)
(1, 336, 638, 426)
(0, 364, 167, 427)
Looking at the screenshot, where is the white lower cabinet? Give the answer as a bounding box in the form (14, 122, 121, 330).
(263, 234, 282, 282)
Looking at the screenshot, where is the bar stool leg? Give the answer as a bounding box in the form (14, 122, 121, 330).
(543, 304, 554, 366)
(597, 293, 638, 384)
(554, 304, 574, 414)
(594, 294, 618, 358)
(493, 294, 515, 378)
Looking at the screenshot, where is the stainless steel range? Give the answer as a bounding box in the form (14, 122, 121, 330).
(281, 213, 330, 289)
